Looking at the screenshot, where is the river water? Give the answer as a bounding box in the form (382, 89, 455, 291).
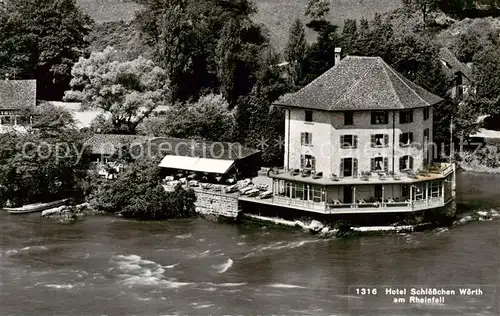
(1, 172, 499, 316)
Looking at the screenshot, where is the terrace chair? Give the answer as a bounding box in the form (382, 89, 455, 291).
(300, 169, 312, 177)
(330, 174, 340, 181)
(289, 169, 300, 176)
(312, 171, 323, 179)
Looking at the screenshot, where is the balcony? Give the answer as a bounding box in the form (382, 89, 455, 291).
(268, 163, 454, 185)
(239, 195, 448, 215)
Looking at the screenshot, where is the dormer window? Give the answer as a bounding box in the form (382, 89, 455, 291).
(305, 110, 313, 123)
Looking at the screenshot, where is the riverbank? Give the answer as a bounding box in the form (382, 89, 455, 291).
(41, 203, 105, 222)
(459, 147, 500, 174)
(243, 207, 500, 236)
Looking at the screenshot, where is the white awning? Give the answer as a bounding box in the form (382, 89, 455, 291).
(158, 155, 235, 174)
(470, 128, 500, 139)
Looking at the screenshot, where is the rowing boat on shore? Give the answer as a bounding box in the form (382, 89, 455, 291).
(4, 199, 70, 214)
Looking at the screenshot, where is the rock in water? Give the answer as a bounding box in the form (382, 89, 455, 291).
(477, 211, 488, 217)
(309, 220, 324, 233)
(42, 206, 69, 218)
(319, 226, 330, 236)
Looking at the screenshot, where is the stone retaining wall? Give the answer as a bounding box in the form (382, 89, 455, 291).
(194, 190, 240, 219)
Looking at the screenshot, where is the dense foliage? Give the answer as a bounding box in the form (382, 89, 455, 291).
(136, 0, 269, 105)
(88, 159, 196, 220)
(0, 0, 92, 100)
(64, 47, 169, 134)
(0, 105, 91, 207)
(139, 94, 236, 142)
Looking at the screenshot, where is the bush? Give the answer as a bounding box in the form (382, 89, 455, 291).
(88, 159, 196, 220)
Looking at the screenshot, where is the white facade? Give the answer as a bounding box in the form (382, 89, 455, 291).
(284, 107, 434, 177)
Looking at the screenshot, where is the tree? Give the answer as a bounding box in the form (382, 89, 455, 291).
(0, 114, 91, 207)
(18, 102, 77, 136)
(403, 0, 437, 25)
(389, 33, 448, 96)
(137, 0, 267, 105)
(88, 158, 196, 219)
(284, 19, 308, 64)
(452, 30, 483, 63)
(341, 19, 358, 55)
(471, 44, 500, 116)
(305, 0, 330, 20)
(233, 51, 292, 166)
(284, 19, 309, 88)
(64, 47, 169, 134)
(141, 94, 236, 141)
(0, 0, 92, 100)
(215, 17, 268, 107)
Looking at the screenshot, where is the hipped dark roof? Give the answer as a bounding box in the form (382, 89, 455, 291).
(0, 80, 37, 110)
(130, 137, 260, 161)
(276, 56, 443, 111)
(84, 134, 153, 156)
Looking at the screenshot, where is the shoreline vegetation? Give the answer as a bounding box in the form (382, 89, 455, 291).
(458, 147, 500, 173)
(2, 0, 500, 229)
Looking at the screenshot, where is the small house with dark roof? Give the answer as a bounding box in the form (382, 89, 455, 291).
(0, 79, 36, 128)
(136, 137, 261, 179)
(83, 133, 155, 178)
(439, 47, 473, 99)
(259, 53, 456, 216)
(84, 133, 153, 162)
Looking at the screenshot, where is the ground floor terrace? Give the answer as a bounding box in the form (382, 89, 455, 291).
(259, 164, 456, 214)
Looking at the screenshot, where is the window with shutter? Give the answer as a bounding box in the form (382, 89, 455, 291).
(341, 135, 355, 149)
(400, 132, 413, 147)
(399, 155, 413, 171)
(311, 156, 316, 170)
(340, 159, 345, 177)
(300, 155, 305, 168)
(372, 157, 384, 171)
(353, 158, 358, 177)
(353, 136, 358, 149)
(383, 134, 389, 146)
(371, 135, 376, 147)
(384, 157, 388, 172)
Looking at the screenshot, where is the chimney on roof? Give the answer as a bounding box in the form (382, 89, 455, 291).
(334, 47, 342, 66)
